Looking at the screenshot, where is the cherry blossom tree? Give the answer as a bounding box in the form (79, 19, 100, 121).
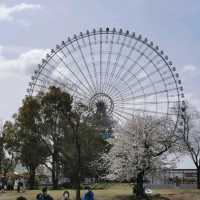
(94, 116, 178, 198)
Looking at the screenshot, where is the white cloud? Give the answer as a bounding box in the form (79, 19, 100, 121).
(182, 65, 197, 73)
(0, 47, 48, 77)
(0, 3, 41, 21)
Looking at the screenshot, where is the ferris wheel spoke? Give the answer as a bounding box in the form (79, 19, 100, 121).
(88, 34, 98, 92)
(106, 47, 154, 96)
(140, 66, 158, 112)
(134, 60, 158, 107)
(38, 69, 69, 87)
(34, 78, 60, 93)
(113, 108, 134, 118)
(40, 61, 91, 97)
(108, 38, 137, 90)
(113, 110, 131, 121)
(127, 65, 171, 90)
(63, 45, 95, 94)
(126, 55, 158, 84)
(103, 32, 115, 94)
(105, 41, 146, 94)
(55, 48, 93, 96)
(119, 72, 175, 97)
(104, 35, 127, 94)
(115, 105, 175, 116)
(141, 53, 171, 102)
(112, 113, 125, 123)
(92, 31, 100, 91)
(37, 71, 89, 100)
(105, 53, 158, 97)
(36, 76, 65, 89)
(119, 87, 177, 103)
(44, 61, 72, 86)
(29, 87, 45, 95)
(99, 31, 103, 93)
(114, 100, 179, 108)
(32, 83, 49, 90)
(105, 86, 125, 104)
(73, 94, 88, 103)
(102, 67, 140, 100)
(108, 94, 124, 104)
(43, 58, 72, 86)
(132, 80, 174, 96)
(106, 75, 145, 103)
(142, 53, 172, 119)
(120, 45, 152, 83)
(76, 38, 97, 93)
(40, 64, 91, 99)
(32, 83, 86, 102)
(109, 83, 136, 104)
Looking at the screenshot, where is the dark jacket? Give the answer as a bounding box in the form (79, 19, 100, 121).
(83, 191, 94, 200)
(36, 193, 53, 200)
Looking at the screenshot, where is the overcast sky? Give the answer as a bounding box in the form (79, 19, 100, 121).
(0, 0, 199, 168)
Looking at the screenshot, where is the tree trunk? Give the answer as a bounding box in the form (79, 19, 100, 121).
(76, 179, 81, 200)
(76, 137, 81, 200)
(136, 171, 145, 199)
(197, 168, 200, 189)
(29, 167, 36, 189)
(52, 147, 59, 189)
(52, 159, 58, 189)
(0, 161, 2, 174)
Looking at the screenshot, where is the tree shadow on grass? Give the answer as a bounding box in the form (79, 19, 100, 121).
(114, 194, 170, 200)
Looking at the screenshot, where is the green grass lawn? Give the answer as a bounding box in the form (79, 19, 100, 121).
(0, 183, 132, 200)
(0, 184, 200, 200)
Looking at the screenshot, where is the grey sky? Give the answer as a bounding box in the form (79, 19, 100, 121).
(0, 0, 199, 168)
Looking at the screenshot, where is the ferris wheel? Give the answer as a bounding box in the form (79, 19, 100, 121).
(28, 28, 184, 128)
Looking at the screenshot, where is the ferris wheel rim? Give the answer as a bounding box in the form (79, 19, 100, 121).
(27, 27, 185, 132)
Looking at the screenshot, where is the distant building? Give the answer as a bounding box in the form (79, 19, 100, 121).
(147, 168, 197, 188)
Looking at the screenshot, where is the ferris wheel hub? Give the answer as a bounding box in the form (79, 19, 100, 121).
(89, 93, 114, 115)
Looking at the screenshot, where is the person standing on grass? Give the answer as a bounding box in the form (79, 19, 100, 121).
(36, 187, 54, 200)
(1, 175, 7, 193)
(82, 186, 94, 200)
(17, 178, 23, 193)
(7, 177, 13, 191)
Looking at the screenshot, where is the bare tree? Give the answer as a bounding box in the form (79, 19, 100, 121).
(181, 103, 200, 189)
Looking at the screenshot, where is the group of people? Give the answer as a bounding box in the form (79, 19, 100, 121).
(16, 186, 94, 200)
(0, 176, 25, 193)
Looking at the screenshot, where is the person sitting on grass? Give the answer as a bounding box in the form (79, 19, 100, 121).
(82, 186, 94, 200)
(16, 197, 27, 200)
(36, 187, 53, 200)
(61, 191, 70, 200)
